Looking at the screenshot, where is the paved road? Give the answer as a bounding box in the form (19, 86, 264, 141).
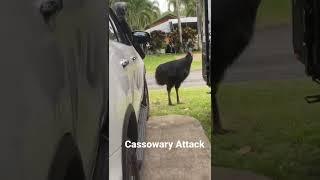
(223, 25, 307, 83)
(147, 25, 308, 89)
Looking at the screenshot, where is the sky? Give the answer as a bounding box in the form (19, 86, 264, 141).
(155, 0, 169, 13)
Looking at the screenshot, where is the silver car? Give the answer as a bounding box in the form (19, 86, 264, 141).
(109, 7, 150, 180)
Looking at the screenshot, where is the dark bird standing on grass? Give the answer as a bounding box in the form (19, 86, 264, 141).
(212, 0, 261, 134)
(155, 51, 193, 105)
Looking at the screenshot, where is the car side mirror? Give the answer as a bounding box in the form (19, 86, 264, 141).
(132, 31, 150, 44)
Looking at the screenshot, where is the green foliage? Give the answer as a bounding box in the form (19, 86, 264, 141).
(126, 0, 160, 30)
(110, 0, 160, 30)
(150, 87, 212, 140)
(256, 0, 291, 28)
(168, 27, 197, 52)
(168, 0, 196, 16)
(149, 30, 166, 52)
(214, 79, 320, 179)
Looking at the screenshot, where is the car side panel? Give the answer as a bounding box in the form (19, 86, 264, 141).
(109, 148, 122, 180)
(109, 40, 134, 155)
(127, 46, 145, 120)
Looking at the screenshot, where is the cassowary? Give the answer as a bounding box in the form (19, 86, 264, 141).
(155, 51, 193, 105)
(213, 0, 261, 134)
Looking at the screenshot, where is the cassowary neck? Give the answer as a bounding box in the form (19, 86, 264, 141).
(183, 55, 193, 70)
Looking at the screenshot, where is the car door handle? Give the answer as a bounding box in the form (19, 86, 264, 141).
(131, 56, 137, 61)
(120, 59, 130, 68)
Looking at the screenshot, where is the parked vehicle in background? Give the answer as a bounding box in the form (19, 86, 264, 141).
(109, 4, 150, 180)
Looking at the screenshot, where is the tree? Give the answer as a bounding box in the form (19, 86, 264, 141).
(176, 0, 183, 52)
(149, 30, 166, 52)
(110, 0, 160, 30)
(168, 0, 196, 16)
(168, 27, 197, 51)
(196, 0, 202, 50)
(168, 0, 198, 52)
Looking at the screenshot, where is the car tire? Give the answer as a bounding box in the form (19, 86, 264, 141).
(123, 136, 140, 180)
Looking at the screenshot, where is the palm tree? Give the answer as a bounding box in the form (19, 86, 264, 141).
(168, 0, 198, 52)
(109, 0, 160, 30)
(196, 0, 202, 50)
(109, 0, 117, 6)
(168, 0, 196, 16)
(168, 0, 203, 50)
(176, 0, 183, 52)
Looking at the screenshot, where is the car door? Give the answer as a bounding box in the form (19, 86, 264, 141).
(110, 11, 144, 118)
(109, 12, 136, 155)
(127, 43, 145, 117)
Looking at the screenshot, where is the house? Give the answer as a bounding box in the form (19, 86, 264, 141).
(145, 14, 200, 52)
(145, 16, 198, 34)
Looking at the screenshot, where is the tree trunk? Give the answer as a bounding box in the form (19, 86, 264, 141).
(196, 0, 202, 51)
(176, 0, 183, 52)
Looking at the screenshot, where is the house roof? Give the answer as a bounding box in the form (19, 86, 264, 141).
(145, 17, 198, 33)
(145, 13, 177, 29)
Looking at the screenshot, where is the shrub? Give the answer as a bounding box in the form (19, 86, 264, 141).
(168, 27, 197, 52)
(149, 30, 166, 52)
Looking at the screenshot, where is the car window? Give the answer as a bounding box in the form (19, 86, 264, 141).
(109, 21, 118, 41)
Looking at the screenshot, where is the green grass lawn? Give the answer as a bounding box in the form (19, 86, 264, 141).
(256, 0, 291, 28)
(149, 86, 212, 141)
(150, 79, 320, 179)
(144, 53, 202, 76)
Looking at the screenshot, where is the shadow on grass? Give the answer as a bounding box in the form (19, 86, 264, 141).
(214, 79, 320, 180)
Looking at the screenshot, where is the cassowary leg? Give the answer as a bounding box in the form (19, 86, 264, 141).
(167, 85, 173, 105)
(175, 84, 181, 104)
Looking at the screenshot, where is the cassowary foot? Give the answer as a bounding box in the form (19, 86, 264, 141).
(213, 127, 234, 135)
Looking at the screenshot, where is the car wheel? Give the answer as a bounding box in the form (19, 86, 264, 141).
(123, 137, 140, 180)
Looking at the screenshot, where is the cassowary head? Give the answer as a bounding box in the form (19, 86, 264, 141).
(186, 50, 193, 61)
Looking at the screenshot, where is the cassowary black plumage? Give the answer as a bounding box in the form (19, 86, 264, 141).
(155, 51, 193, 105)
(212, 0, 261, 134)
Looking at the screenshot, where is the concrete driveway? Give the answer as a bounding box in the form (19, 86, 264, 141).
(142, 115, 211, 180)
